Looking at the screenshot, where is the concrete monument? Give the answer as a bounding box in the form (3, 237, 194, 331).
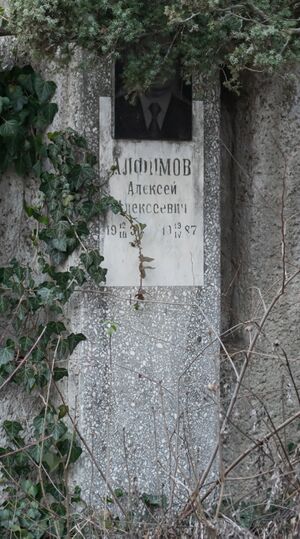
(69, 70, 221, 503)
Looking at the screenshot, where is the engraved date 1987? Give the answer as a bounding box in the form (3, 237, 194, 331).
(162, 223, 197, 239)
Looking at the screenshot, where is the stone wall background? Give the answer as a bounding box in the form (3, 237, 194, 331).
(221, 68, 300, 491)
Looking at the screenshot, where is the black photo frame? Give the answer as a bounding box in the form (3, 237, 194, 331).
(114, 61, 192, 141)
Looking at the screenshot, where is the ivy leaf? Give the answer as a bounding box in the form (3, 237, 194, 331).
(52, 237, 68, 252)
(33, 415, 46, 436)
(58, 405, 69, 419)
(21, 479, 39, 498)
(24, 204, 49, 225)
(53, 367, 68, 381)
(70, 163, 95, 189)
(114, 487, 125, 498)
(3, 420, 23, 441)
(71, 485, 81, 503)
(22, 367, 37, 392)
(0, 119, 21, 138)
(17, 71, 35, 93)
(68, 444, 82, 464)
(34, 76, 57, 103)
(70, 266, 86, 285)
(57, 438, 82, 463)
(7, 84, 28, 112)
(51, 220, 72, 253)
(29, 444, 41, 463)
(74, 221, 89, 238)
(37, 286, 59, 304)
(45, 321, 66, 336)
(42, 451, 61, 472)
(34, 103, 58, 130)
(0, 341, 15, 365)
(67, 333, 86, 354)
(0, 96, 10, 114)
(98, 196, 123, 215)
(0, 296, 10, 314)
(80, 249, 107, 284)
(52, 421, 67, 441)
(51, 502, 66, 516)
(142, 493, 167, 508)
(19, 336, 34, 354)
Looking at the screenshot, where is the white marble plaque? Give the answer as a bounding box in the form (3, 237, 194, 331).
(99, 97, 204, 286)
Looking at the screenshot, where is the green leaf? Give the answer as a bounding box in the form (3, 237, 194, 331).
(141, 493, 166, 508)
(34, 76, 57, 103)
(80, 249, 107, 284)
(21, 479, 39, 498)
(0, 119, 21, 137)
(52, 237, 68, 252)
(68, 444, 82, 464)
(34, 102, 58, 129)
(114, 487, 125, 498)
(37, 286, 57, 304)
(71, 485, 81, 503)
(99, 196, 123, 215)
(57, 438, 82, 463)
(70, 266, 86, 285)
(3, 420, 23, 440)
(51, 502, 66, 516)
(70, 163, 95, 189)
(0, 346, 14, 366)
(75, 220, 89, 238)
(42, 451, 61, 472)
(45, 321, 66, 335)
(53, 367, 68, 381)
(33, 415, 46, 436)
(17, 71, 35, 93)
(29, 443, 41, 463)
(67, 333, 86, 354)
(7, 84, 28, 112)
(15, 150, 33, 175)
(19, 335, 34, 354)
(288, 441, 296, 454)
(52, 421, 67, 441)
(51, 220, 73, 253)
(0, 296, 10, 314)
(58, 405, 69, 419)
(0, 96, 10, 114)
(24, 204, 49, 225)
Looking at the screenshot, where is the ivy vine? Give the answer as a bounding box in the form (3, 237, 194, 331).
(0, 64, 125, 538)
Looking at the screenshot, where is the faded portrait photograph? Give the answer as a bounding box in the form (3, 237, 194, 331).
(114, 61, 192, 141)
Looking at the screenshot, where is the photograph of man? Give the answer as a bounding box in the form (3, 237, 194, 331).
(114, 61, 192, 141)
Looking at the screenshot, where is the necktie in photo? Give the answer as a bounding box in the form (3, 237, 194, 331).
(148, 102, 161, 138)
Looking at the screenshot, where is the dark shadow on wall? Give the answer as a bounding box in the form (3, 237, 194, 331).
(220, 73, 238, 335)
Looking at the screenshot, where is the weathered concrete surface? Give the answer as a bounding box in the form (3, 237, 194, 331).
(221, 69, 300, 491)
(71, 77, 221, 503)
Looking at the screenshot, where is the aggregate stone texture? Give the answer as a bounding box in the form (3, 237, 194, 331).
(68, 75, 221, 502)
(221, 68, 300, 491)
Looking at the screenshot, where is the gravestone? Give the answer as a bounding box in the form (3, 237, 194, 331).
(70, 66, 221, 504)
(100, 97, 204, 286)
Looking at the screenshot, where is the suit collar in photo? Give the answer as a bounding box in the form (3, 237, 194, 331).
(139, 92, 172, 131)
